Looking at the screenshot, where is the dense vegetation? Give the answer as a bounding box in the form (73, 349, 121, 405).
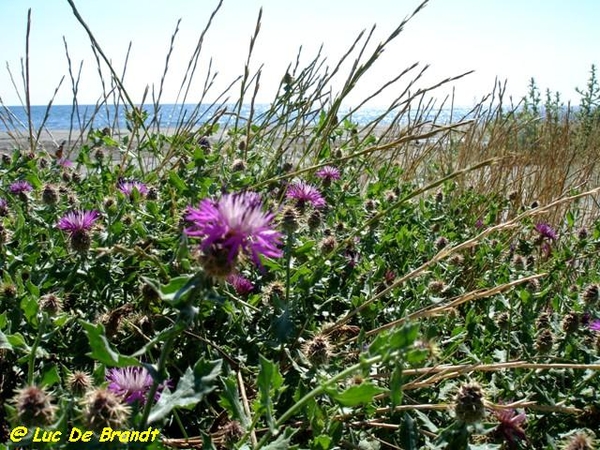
(1, 1, 599, 448)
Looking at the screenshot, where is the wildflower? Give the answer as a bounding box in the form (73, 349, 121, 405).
(535, 222, 557, 241)
(493, 405, 527, 446)
(218, 420, 245, 447)
(315, 165, 340, 186)
(0, 198, 8, 216)
(185, 192, 282, 275)
(39, 293, 63, 316)
(475, 218, 484, 229)
(578, 227, 589, 240)
(302, 334, 332, 366)
(320, 235, 337, 253)
(13, 385, 56, 426)
(286, 181, 326, 209)
(307, 210, 322, 230)
(562, 431, 596, 450)
(582, 284, 599, 305)
(535, 329, 554, 354)
(226, 273, 254, 296)
(435, 236, 449, 250)
(83, 388, 130, 431)
(117, 179, 148, 198)
(42, 185, 59, 205)
(454, 382, 486, 424)
(66, 371, 93, 395)
(562, 312, 579, 333)
(9, 180, 33, 194)
(58, 158, 73, 168)
(280, 205, 300, 233)
(590, 320, 600, 332)
(106, 366, 166, 405)
(198, 136, 211, 152)
(57, 210, 100, 252)
(496, 311, 510, 330)
(262, 281, 285, 304)
(231, 159, 246, 172)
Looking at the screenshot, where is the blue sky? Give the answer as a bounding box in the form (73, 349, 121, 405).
(0, 0, 598, 108)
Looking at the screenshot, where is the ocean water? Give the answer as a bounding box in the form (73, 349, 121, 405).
(0, 103, 473, 133)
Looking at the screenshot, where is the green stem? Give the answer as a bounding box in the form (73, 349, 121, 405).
(254, 352, 392, 449)
(28, 315, 47, 385)
(139, 274, 204, 428)
(139, 322, 184, 428)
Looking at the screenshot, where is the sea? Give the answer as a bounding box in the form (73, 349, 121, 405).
(0, 103, 476, 133)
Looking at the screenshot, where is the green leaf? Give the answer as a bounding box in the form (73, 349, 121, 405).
(262, 428, 296, 450)
(148, 359, 222, 423)
(6, 332, 30, 350)
(389, 365, 403, 408)
(327, 382, 386, 407)
(312, 434, 332, 450)
(219, 375, 248, 426)
(141, 275, 200, 307)
(257, 355, 284, 433)
(20, 296, 38, 325)
(40, 365, 61, 388)
(168, 171, 187, 193)
(0, 330, 13, 351)
(399, 413, 418, 450)
(79, 320, 139, 367)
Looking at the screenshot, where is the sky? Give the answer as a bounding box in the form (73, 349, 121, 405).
(0, 0, 598, 109)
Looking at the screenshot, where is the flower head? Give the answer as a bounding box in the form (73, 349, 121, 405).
(590, 320, 600, 332)
(226, 273, 254, 296)
(57, 210, 100, 234)
(535, 222, 558, 241)
(57, 210, 100, 252)
(106, 366, 165, 405)
(83, 388, 130, 431)
(185, 192, 282, 275)
(493, 405, 527, 446)
(315, 166, 340, 185)
(0, 198, 8, 216)
(286, 181, 326, 208)
(117, 179, 148, 198)
(454, 382, 486, 424)
(9, 180, 33, 194)
(13, 385, 56, 426)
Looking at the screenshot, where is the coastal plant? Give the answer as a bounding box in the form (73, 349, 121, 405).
(1, 0, 600, 449)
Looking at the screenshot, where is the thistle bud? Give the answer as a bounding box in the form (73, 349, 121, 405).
(454, 382, 486, 424)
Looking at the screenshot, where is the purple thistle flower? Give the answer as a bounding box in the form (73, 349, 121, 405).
(493, 406, 527, 447)
(118, 179, 148, 198)
(226, 273, 255, 296)
(590, 320, 600, 332)
(57, 210, 100, 235)
(106, 366, 166, 405)
(0, 198, 7, 216)
(535, 222, 557, 241)
(286, 181, 326, 208)
(58, 158, 73, 168)
(315, 166, 341, 183)
(9, 180, 33, 194)
(475, 218, 484, 229)
(185, 192, 283, 272)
